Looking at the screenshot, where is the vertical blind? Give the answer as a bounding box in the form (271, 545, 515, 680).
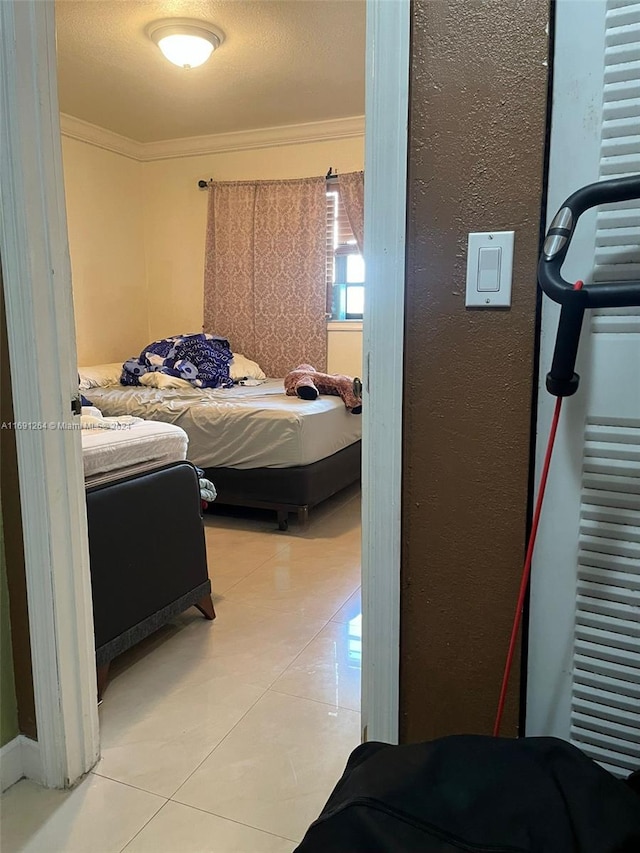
(569, 0, 640, 778)
(593, 0, 640, 333)
(326, 180, 359, 314)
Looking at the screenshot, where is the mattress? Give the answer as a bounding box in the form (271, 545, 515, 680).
(82, 419, 189, 486)
(86, 380, 362, 469)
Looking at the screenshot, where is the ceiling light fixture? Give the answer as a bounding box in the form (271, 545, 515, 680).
(146, 19, 224, 69)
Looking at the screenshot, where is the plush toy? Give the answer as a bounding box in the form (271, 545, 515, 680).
(284, 364, 363, 414)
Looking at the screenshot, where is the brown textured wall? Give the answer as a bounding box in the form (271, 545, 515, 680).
(401, 0, 550, 741)
(0, 278, 37, 739)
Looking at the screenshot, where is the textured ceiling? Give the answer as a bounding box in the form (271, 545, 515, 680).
(55, 0, 366, 143)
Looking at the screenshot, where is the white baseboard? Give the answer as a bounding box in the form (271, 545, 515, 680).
(0, 736, 43, 791)
(20, 736, 43, 786)
(0, 737, 23, 791)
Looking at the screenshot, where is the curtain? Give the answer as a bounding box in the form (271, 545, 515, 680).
(203, 183, 256, 359)
(204, 177, 327, 377)
(338, 171, 365, 252)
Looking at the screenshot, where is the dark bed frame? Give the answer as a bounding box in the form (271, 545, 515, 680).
(86, 460, 215, 698)
(203, 439, 362, 530)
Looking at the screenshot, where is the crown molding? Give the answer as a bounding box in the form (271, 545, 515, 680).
(141, 115, 365, 161)
(59, 113, 365, 162)
(59, 114, 144, 160)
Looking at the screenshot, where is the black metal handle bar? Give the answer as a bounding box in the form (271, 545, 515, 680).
(537, 174, 640, 397)
(538, 174, 640, 309)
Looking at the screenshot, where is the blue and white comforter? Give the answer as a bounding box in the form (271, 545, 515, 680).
(121, 333, 234, 389)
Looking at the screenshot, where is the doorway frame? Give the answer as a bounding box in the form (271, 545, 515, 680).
(0, 0, 99, 787)
(361, 0, 409, 744)
(0, 0, 408, 786)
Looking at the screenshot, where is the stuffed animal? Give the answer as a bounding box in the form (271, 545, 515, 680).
(284, 364, 363, 414)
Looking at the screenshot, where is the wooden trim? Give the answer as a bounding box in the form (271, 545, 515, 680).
(0, 0, 99, 787)
(361, 0, 410, 744)
(0, 735, 43, 792)
(0, 737, 23, 792)
(59, 112, 365, 162)
(327, 321, 363, 332)
(141, 115, 365, 161)
(58, 114, 143, 160)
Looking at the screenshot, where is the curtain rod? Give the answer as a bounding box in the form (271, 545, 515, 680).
(197, 169, 339, 189)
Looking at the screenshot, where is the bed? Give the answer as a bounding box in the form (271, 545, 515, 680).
(84, 377, 362, 529)
(82, 414, 189, 485)
(82, 420, 214, 697)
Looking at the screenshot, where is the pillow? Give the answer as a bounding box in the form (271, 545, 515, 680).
(138, 372, 193, 390)
(78, 363, 124, 390)
(81, 406, 103, 419)
(230, 353, 266, 381)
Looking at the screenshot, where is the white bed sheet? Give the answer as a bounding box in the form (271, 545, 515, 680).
(85, 380, 362, 469)
(82, 419, 189, 486)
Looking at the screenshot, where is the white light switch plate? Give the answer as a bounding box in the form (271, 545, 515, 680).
(465, 231, 514, 308)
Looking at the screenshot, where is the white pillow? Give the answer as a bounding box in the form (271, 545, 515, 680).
(138, 372, 192, 390)
(230, 353, 266, 381)
(81, 405, 103, 419)
(78, 363, 123, 390)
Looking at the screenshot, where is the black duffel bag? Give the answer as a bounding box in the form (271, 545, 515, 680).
(295, 736, 640, 852)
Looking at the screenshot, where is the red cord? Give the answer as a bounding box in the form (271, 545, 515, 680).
(493, 280, 583, 737)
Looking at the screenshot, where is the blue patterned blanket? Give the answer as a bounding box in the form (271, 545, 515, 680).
(121, 334, 234, 389)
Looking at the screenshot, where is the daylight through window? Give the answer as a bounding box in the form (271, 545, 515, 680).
(326, 186, 365, 320)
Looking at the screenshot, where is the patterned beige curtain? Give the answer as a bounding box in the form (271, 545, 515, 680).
(204, 177, 327, 377)
(338, 171, 365, 252)
(203, 183, 257, 358)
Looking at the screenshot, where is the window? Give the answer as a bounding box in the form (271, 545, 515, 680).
(327, 185, 365, 320)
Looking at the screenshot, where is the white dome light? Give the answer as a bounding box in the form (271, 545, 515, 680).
(147, 20, 224, 70)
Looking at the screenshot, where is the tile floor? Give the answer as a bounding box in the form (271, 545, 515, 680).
(1, 487, 362, 853)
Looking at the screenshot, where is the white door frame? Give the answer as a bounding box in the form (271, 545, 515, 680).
(0, 0, 99, 787)
(362, 0, 410, 744)
(0, 0, 408, 785)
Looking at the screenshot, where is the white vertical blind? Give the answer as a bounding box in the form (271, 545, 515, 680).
(568, 1, 640, 777)
(593, 0, 640, 332)
(571, 419, 640, 777)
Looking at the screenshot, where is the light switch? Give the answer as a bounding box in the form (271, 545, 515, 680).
(477, 247, 501, 291)
(465, 231, 514, 308)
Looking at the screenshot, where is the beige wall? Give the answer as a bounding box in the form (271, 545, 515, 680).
(327, 322, 363, 377)
(62, 134, 364, 375)
(141, 137, 364, 371)
(62, 137, 148, 366)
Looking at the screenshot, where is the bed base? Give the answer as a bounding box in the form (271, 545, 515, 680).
(204, 440, 361, 530)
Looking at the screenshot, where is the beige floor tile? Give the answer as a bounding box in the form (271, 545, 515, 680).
(210, 558, 271, 597)
(174, 691, 360, 843)
(204, 509, 291, 539)
(95, 670, 263, 798)
(104, 616, 198, 684)
(293, 493, 361, 542)
(205, 524, 287, 560)
(0, 775, 163, 853)
(212, 571, 249, 597)
(117, 599, 327, 691)
(207, 484, 361, 540)
(331, 587, 361, 624)
(206, 521, 294, 595)
(123, 801, 296, 853)
(271, 620, 361, 711)
(270, 537, 360, 573)
(223, 550, 360, 620)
